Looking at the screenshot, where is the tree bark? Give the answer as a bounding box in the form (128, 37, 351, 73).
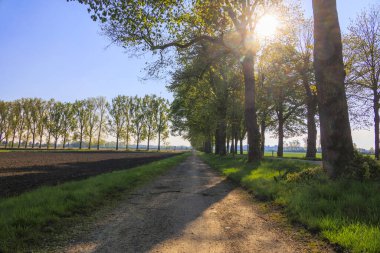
(240, 138, 243, 155)
(116, 133, 119, 150)
(277, 114, 284, 157)
(79, 129, 83, 149)
(313, 0, 354, 178)
(230, 135, 234, 154)
(158, 129, 161, 151)
(147, 128, 151, 151)
(24, 129, 29, 149)
(306, 95, 318, 158)
(226, 134, 230, 154)
(11, 129, 16, 148)
(241, 54, 261, 162)
(260, 120, 266, 156)
(217, 120, 227, 155)
(234, 132, 238, 154)
(88, 134, 92, 149)
(374, 91, 379, 160)
(215, 129, 219, 154)
(47, 132, 51, 149)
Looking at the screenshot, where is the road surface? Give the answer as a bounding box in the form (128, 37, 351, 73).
(64, 154, 332, 253)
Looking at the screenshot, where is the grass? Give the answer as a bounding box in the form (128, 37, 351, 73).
(263, 151, 322, 160)
(0, 152, 190, 252)
(200, 153, 380, 253)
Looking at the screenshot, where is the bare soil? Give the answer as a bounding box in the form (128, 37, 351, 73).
(62, 154, 334, 253)
(0, 151, 178, 198)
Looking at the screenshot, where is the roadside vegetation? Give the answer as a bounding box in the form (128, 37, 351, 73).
(0, 153, 189, 252)
(200, 153, 380, 253)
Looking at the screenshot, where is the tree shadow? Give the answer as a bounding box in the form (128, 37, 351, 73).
(74, 156, 236, 252)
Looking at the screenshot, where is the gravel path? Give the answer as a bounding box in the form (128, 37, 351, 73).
(63, 153, 333, 253)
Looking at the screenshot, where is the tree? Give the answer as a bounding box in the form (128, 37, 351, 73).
(73, 100, 88, 149)
(131, 96, 147, 150)
(61, 102, 76, 149)
(71, 0, 285, 162)
(155, 98, 170, 151)
(0, 101, 9, 143)
(295, 18, 318, 159)
(95, 96, 108, 150)
(50, 101, 65, 149)
(84, 98, 99, 149)
(108, 95, 127, 150)
(312, 0, 354, 178)
(123, 96, 134, 150)
(344, 5, 380, 159)
(29, 98, 42, 148)
(45, 99, 56, 149)
(260, 43, 306, 157)
(144, 95, 158, 151)
(36, 100, 48, 148)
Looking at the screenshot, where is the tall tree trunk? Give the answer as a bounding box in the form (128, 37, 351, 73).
(47, 133, 51, 149)
(234, 133, 238, 154)
(137, 135, 140, 150)
(97, 128, 101, 150)
(18, 134, 22, 148)
(54, 137, 58, 149)
(230, 136, 234, 154)
(313, 0, 354, 178)
(88, 134, 92, 149)
(215, 129, 219, 154)
(240, 138, 243, 155)
(306, 96, 318, 158)
(158, 130, 161, 151)
(226, 134, 230, 154)
(147, 128, 150, 151)
(5, 136, 8, 149)
(32, 130, 36, 148)
(63, 136, 66, 149)
(260, 120, 266, 157)
(204, 137, 212, 153)
(374, 92, 379, 160)
(11, 129, 16, 148)
(217, 119, 227, 155)
(302, 70, 318, 159)
(116, 133, 119, 150)
(24, 129, 29, 148)
(79, 129, 83, 149)
(39, 128, 43, 148)
(277, 116, 284, 157)
(242, 54, 261, 162)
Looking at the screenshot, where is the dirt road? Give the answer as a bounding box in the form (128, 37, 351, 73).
(64, 154, 332, 253)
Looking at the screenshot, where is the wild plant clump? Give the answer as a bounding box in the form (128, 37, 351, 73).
(286, 167, 325, 183)
(344, 151, 380, 180)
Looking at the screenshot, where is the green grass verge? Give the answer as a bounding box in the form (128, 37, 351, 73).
(200, 153, 380, 253)
(263, 151, 322, 160)
(0, 152, 190, 252)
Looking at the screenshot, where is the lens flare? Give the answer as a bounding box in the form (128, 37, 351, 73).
(255, 15, 279, 39)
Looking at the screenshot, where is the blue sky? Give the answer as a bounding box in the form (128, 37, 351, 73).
(0, 0, 377, 148)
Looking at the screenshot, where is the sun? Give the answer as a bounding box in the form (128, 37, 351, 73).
(255, 15, 279, 39)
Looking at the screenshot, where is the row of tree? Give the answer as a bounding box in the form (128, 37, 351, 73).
(73, 0, 376, 178)
(0, 95, 170, 150)
(169, 3, 380, 164)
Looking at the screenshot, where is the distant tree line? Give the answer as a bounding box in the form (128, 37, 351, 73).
(0, 95, 170, 151)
